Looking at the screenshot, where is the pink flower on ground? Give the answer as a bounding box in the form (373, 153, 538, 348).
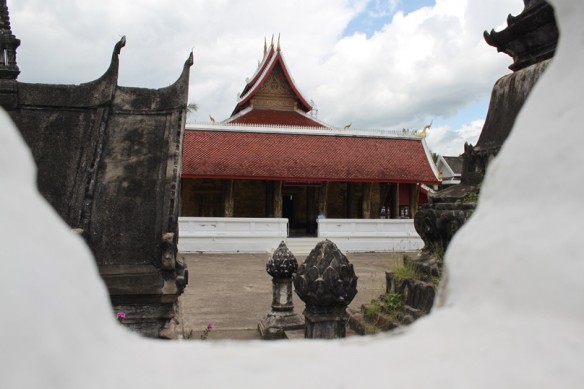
(207, 322, 214, 329)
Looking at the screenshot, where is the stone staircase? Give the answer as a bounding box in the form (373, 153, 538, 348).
(283, 237, 321, 257)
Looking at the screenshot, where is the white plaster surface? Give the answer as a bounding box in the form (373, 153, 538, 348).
(318, 218, 423, 252)
(1, 1, 584, 387)
(178, 217, 288, 252)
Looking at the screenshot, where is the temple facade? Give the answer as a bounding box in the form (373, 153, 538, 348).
(181, 39, 440, 237)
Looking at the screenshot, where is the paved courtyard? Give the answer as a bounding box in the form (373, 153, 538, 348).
(177, 251, 409, 340)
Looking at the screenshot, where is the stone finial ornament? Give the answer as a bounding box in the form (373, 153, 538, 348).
(294, 240, 358, 307)
(294, 240, 358, 339)
(258, 241, 304, 339)
(266, 240, 298, 279)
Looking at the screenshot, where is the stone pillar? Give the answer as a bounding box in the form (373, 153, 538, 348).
(389, 183, 399, 219)
(361, 182, 372, 219)
(258, 242, 304, 339)
(409, 184, 419, 219)
(273, 180, 283, 218)
(223, 179, 234, 217)
(294, 240, 358, 339)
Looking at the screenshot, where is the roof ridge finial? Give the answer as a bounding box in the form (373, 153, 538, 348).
(277, 33, 281, 52)
(263, 36, 267, 57)
(270, 34, 274, 49)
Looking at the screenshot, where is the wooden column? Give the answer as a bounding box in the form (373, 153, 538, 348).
(273, 180, 283, 218)
(223, 179, 234, 217)
(318, 182, 329, 217)
(409, 183, 419, 219)
(361, 182, 372, 219)
(346, 182, 356, 218)
(389, 183, 399, 219)
(307, 186, 316, 235)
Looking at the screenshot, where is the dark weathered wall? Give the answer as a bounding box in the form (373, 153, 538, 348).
(3, 37, 193, 338)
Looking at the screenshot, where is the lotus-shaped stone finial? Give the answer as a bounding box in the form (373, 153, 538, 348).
(294, 240, 358, 307)
(266, 241, 298, 279)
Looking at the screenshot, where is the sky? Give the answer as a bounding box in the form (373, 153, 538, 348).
(9, 0, 524, 156)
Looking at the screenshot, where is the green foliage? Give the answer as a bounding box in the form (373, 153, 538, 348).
(463, 192, 479, 202)
(455, 191, 479, 204)
(384, 293, 403, 312)
(363, 300, 382, 321)
(392, 262, 421, 282)
(431, 151, 440, 163)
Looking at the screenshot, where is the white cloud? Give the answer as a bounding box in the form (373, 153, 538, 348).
(9, 0, 524, 142)
(426, 119, 484, 156)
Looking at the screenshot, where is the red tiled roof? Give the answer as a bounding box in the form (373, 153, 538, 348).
(182, 130, 439, 184)
(230, 109, 324, 127)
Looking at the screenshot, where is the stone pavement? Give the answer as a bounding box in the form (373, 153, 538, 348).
(176, 250, 408, 340)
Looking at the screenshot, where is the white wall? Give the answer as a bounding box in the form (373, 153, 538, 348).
(178, 217, 288, 252)
(317, 218, 423, 252)
(178, 217, 423, 253)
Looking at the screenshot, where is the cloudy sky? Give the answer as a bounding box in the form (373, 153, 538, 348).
(9, 0, 524, 156)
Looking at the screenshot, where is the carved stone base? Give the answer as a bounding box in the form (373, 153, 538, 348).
(112, 301, 180, 339)
(258, 311, 305, 340)
(303, 306, 349, 339)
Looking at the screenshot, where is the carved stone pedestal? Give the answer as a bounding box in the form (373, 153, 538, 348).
(258, 242, 304, 339)
(258, 278, 304, 339)
(294, 240, 358, 339)
(303, 305, 349, 339)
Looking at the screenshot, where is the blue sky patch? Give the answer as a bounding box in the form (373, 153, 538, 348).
(343, 0, 436, 38)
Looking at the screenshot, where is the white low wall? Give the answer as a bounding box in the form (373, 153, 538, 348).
(179, 217, 423, 253)
(178, 217, 288, 253)
(317, 218, 423, 252)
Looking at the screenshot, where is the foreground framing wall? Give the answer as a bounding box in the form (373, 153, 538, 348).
(0, 34, 193, 338)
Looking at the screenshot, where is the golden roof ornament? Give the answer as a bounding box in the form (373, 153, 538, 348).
(416, 121, 432, 138)
(263, 36, 267, 57)
(277, 33, 281, 52)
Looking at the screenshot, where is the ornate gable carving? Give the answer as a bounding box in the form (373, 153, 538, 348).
(252, 65, 297, 110)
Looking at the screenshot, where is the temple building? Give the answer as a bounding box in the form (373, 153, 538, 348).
(181, 38, 439, 237)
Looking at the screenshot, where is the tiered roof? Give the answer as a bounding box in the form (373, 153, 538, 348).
(226, 36, 324, 127)
(183, 38, 440, 185)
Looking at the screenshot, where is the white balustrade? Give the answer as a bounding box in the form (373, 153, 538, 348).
(178, 217, 288, 253)
(317, 218, 423, 252)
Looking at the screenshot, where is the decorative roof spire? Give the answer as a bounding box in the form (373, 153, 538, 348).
(277, 34, 281, 52)
(270, 34, 274, 49)
(263, 36, 267, 57)
(0, 0, 20, 80)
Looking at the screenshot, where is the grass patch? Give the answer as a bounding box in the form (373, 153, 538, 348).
(363, 323, 378, 335)
(392, 262, 421, 282)
(363, 300, 382, 320)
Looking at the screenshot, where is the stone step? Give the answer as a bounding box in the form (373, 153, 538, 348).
(283, 238, 321, 256)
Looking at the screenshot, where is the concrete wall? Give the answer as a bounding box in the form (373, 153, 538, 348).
(317, 218, 423, 252)
(178, 217, 288, 253)
(178, 217, 422, 253)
